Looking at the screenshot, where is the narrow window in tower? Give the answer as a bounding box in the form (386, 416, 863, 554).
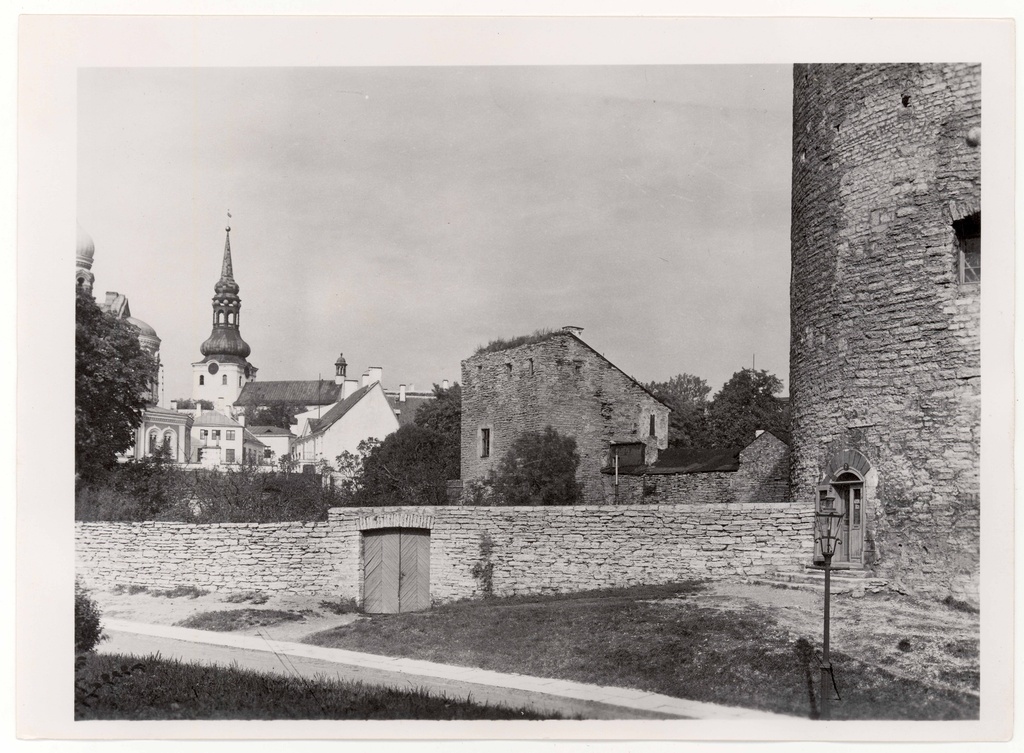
(222, 374, 228, 385)
(480, 428, 491, 458)
(238, 375, 242, 387)
(650, 413, 657, 438)
(199, 375, 205, 386)
(955, 212, 980, 285)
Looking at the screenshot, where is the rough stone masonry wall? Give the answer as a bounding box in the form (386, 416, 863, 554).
(790, 64, 980, 602)
(75, 503, 812, 603)
(615, 434, 792, 506)
(461, 332, 670, 505)
(75, 520, 360, 597)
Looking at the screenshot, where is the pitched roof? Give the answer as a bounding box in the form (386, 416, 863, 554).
(305, 385, 372, 436)
(235, 380, 342, 407)
(247, 425, 295, 437)
(468, 330, 672, 411)
(193, 411, 243, 428)
(242, 429, 268, 447)
(603, 446, 743, 476)
(384, 393, 435, 427)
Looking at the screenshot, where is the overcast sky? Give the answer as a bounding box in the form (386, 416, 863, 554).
(78, 66, 793, 402)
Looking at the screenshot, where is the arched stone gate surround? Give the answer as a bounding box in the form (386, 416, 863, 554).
(357, 511, 435, 612)
(815, 448, 878, 567)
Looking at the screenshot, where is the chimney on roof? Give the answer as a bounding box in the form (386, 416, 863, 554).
(399, 384, 406, 402)
(238, 414, 246, 427)
(170, 400, 178, 411)
(755, 429, 764, 438)
(562, 325, 584, 336)
(342, 379, 360, 400)
(442, 379, 449, 390)
(368, 366, 383, 386)
(361, 371, 370, 387)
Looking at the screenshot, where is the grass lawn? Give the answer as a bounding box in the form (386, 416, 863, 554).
(176, 608, 310, 631)
(304, 582, 978, 720)
(75, 652, 565, 721)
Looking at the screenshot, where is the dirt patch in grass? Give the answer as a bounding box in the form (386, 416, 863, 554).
(176, 609, 310, 632)
(76, 652, 564, 720)
(305, 580, 978, 720)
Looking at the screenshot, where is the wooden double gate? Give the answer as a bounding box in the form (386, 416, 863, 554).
(362, 527, 430, 613)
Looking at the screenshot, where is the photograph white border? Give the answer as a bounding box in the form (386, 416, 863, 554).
(12, 5, 1017, 749)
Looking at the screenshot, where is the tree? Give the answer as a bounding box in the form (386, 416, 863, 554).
(414, 383, 461, 440)
(248, 401, 305, 430)
(355, 425, 456, 506)
(75, 288, 157, 481)
(490, 427, 583, 506)
(706, 368, 788, 448)
(646, 373, 712, 447)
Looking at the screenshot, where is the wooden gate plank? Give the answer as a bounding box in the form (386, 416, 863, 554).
(362, 531, 384, 614)
(380, 530, 401, 614)
(399, 529, 430, 612)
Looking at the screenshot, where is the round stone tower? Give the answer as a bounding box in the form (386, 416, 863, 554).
(789, 64, 980, 602)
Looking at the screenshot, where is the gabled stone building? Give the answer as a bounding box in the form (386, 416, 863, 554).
(460, 327, 671, 505)
(789, 64, 980, 602)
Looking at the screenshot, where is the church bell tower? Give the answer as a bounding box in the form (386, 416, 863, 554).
(191, 223, 257, 412)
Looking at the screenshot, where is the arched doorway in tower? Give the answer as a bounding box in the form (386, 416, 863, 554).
(816, 448, 873, 566)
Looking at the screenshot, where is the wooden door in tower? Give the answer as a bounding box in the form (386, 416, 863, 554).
(362, 528, 430, 613)
(832, 473, 864, 564)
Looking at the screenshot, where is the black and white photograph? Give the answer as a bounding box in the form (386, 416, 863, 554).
(14, 9, 1016, 747)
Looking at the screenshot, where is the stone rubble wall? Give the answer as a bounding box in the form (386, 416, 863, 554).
(76, 501, 813, 603)
(789, 64, 980, 603)
(461, 332, 670, 505)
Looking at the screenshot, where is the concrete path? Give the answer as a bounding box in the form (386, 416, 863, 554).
(99, 618, 793, 721)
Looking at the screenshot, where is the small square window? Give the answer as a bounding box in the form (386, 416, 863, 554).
(955, 213, 980, 285)
(225, 449, 236, 463)
(212, 430, 221, 440)
(226, 430, 236, 441)
(200, 429, 208, 440)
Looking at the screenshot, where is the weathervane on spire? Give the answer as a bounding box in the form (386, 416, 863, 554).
(226, 209, 232, 232)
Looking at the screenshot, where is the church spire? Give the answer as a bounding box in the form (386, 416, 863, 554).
(220, 224, 234, 281)
(200, 223, 251, 360)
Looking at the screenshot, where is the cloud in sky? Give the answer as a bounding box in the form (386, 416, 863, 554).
(77, 65, 793, 401)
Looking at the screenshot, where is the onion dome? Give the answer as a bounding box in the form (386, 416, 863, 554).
(76, 223, 96, 269)
(199, 225, 252, 360)
(126, 315, 161, 355)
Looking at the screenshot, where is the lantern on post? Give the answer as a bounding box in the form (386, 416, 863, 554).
(814, 508, 846, 720)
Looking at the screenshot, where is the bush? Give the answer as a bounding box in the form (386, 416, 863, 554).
(489, 426, 583, 506)
(76, 464, 341, 523)
(75, 580, 106, 654)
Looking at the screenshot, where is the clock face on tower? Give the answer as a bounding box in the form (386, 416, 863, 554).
(208, 362, 219, 375)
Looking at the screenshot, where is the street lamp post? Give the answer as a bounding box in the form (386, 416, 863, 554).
(814, 509, 846, 721)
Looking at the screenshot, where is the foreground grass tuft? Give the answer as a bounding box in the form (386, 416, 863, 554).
(150, 585, 209, 599)
(319, 597, 361, 615)
(305, 582, 977, 721)
(224, 591, 270, 605)
(75, 652, 564, 720)
(176, 609, 307, 632)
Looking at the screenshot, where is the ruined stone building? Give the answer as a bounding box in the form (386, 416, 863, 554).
(606, 430, 791, 507)
(460, 327, 671, 505)
(789, 64, 980, 601)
